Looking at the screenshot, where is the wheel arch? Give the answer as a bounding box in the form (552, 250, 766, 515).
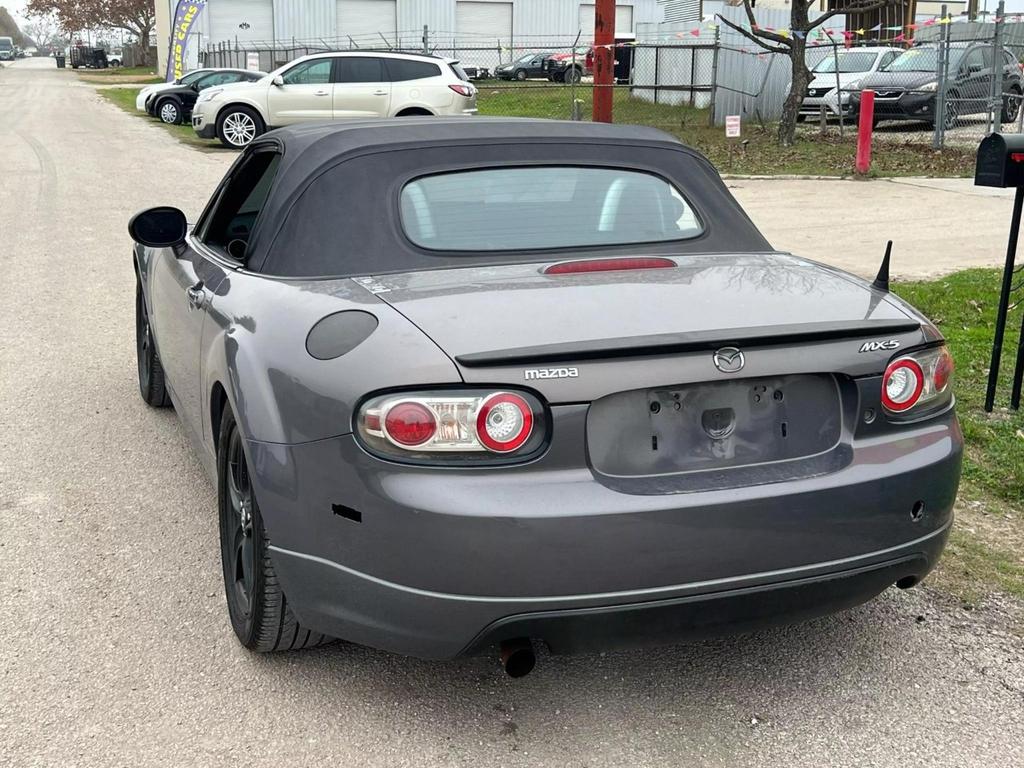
(215, 99, 269, 128)
(394, 106, 435, 117)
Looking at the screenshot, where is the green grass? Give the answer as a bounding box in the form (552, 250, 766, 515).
(96, 86, 229, 151)
(894, 270, 1024, 602)
(476, 81, 976, 177)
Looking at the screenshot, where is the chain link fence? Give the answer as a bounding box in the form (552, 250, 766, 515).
(196, 18, 1024, 149)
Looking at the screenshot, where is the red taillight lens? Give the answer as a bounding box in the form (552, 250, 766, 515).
(383, 402, 437, 446)
(544, 257, 676, 275)
(449, 84, 474, 97)
(357, 390, 544, 460)
(476, 393, 534, 453)
(881, 358, 925, 412)
(879, 345, 954, 416)
(933, 347, 954, 391)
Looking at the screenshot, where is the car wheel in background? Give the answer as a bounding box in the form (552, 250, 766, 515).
(514, 69, 527, 81)
(941, 93, 959, 130)
(552, 71, 565, 83)
(1001, 86, 1021, 123)
(216, 106, 264, 149)
(563, 67, 582, 84)
(136, 281, 170, 407)
(157, 98, 181, 125)
(217, 407, 332, 652)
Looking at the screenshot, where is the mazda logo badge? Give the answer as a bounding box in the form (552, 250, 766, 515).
(713, 347, 745, 373)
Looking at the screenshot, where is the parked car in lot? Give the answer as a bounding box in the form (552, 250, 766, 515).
(129, 118, 960, 675)
(852, 42, 1023, 127)
(191, 51, 476, 148)
(544, 48, 593, 83)
(136, 68, 217, 112)
(0, 37, 14, 61)
(495, 52, 554, 80)
(107, 49, 123, 67)
(797, 47, 902, 120)
(148, 68, 265, 125)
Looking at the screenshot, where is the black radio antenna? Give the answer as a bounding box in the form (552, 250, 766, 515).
(872, 240, 892, 293)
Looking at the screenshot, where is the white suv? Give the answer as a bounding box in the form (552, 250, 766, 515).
(192, 51, 477, 148)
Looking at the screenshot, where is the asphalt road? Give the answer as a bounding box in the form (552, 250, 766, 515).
(1, 57, 1023, 767)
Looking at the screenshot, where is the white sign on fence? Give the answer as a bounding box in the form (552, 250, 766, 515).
(246, 52, 260, 71)
(725, 115, 741, 138)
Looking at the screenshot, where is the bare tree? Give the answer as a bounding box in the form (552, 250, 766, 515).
(27, 0, 154, 64)
(718, 0, 898, 146)
(23, 13, 62, 50)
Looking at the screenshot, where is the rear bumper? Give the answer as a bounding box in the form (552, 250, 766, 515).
(269, 527, 948, 659)
(248, 405, 962, 659)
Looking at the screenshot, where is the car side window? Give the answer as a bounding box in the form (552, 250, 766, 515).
(384, 58, 441, 82)
(198, 72, 237, 89)
(337, 57, 385, 83)
(282, 59, 332, 85)
(200, 151, 282, 259)
(962, 48, 985, 73)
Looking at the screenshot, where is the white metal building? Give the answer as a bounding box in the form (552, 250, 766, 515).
(156, 0, 667, 76)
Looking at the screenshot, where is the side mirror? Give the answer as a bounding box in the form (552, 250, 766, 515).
(129, 206, 187, 248)
(272, 74, 284, 86)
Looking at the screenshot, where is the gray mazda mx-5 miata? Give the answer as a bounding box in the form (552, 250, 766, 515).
(130, 118, 961, 676)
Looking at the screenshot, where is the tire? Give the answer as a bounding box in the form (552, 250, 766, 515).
(514, 69, 527, 81)
(136, 281, 170, 407)
(157, 98, 181, 125)
(941, 94, 959, 130)
(552, 71, 565, 83)
(216, 105, 264, 149)
(564, 67, 582, 84)
(1002, 87, 1021, 124)
(217, 407, 332, 652)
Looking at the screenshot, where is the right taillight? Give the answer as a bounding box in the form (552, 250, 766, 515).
(881, 345, 954, 415)
(356, 389, 545, 464)
(449, 83, 474, 97)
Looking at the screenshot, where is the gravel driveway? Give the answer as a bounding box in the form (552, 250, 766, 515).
(1, 57, 1022, 767)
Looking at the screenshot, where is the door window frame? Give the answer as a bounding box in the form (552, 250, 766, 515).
(193, 143, 283, 267)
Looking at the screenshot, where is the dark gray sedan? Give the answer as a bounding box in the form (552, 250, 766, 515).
(130, 118, 961, 676)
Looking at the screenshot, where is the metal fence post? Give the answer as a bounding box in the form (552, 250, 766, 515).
(708, 26, 720, 128)
(933, 4, 950, 149)
(833, 40, 844, 139)
(989, 1, 1005, 134)
(422, 25, 428, 55)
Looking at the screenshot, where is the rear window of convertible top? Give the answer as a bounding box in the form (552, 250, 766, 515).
(399, 166, 704, 252)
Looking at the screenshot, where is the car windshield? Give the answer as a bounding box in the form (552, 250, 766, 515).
(814, 52, 878, 73)
(400, 166, 703, 251)
(180, 70, 207, 85)
(883, 47, 964, 72)
(515, 53, 541, 63)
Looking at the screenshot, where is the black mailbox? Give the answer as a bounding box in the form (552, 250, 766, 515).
(975, 133, 1024, 188)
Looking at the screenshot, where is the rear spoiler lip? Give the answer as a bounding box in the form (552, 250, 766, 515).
(454, 319, 923, 367)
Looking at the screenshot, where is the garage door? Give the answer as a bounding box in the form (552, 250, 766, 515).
(578, 3, 634, 35)
(207, 0, 274, 45)
(456, 1, 513, 46)
(337, 0, 397, 45)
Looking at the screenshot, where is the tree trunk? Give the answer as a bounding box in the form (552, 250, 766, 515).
(137, 27, 150, 66)
(778, 38, 810, 146)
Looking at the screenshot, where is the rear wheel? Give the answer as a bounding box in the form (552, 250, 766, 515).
(1002, 86, 1021, 123)
(157, 98, 181, 125)
(136, 281, 170, 407)
(216, 105, 264, 149)
(217, 407, 332, 652)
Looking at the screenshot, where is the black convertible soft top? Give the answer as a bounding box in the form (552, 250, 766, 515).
(241, 118, 772, 278)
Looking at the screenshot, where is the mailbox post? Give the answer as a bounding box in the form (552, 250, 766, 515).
(975, 133, 1024, 411)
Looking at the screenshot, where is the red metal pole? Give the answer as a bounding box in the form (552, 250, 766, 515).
(593, 0, 616, 123)
(855, 89, 875, 175)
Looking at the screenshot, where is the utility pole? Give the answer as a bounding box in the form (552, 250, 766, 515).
(593, 0, 615, 123)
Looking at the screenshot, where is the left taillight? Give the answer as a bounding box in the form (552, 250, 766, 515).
(356, 389, 545, 463)
(449, 83, 474, 97)
(881, 345, 954, 415)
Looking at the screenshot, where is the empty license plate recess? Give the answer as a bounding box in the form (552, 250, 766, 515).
(587, 374, 843, 478)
